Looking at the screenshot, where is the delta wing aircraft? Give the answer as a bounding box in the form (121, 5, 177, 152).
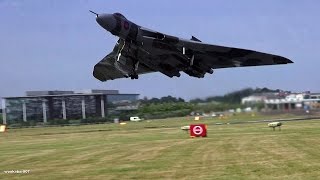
(91, 11, 293, 81)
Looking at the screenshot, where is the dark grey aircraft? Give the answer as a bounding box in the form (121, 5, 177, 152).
(90, 11, 293, 81)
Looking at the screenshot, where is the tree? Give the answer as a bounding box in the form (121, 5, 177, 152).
(140, 96, 185, 104)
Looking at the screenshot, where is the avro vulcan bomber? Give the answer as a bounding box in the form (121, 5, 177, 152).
(90, 11, 293, 81)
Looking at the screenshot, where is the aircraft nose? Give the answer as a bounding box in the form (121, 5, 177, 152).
(96, 14, 117, 32)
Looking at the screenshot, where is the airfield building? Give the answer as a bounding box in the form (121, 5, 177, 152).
(264, 93, 320, 111)
(1, 90, 139, 124)
(242, 92, 320, 111)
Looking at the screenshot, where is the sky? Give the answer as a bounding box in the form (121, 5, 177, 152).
(0, 0, 319, 100)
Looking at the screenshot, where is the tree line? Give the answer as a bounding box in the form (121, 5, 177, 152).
(136, 87, 281, 119)
(140, 87, 280, 105)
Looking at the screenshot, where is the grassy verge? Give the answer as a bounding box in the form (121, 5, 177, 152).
(0, 117, 319, 179)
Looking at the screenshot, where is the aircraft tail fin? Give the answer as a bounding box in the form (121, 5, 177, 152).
(191, 36, 201, 42)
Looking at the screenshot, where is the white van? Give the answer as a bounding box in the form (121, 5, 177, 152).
(130, 116, 142, 122)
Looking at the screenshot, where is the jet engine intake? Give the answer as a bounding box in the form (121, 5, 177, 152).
(183, 67, 206, 78)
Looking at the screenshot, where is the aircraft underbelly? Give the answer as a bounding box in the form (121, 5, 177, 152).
(114, 55, 134, 75)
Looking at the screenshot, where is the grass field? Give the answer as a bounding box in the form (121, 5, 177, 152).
(0, 117, 320, 180)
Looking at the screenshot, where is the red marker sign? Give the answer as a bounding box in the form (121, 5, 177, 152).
(190, 124, 207, 137)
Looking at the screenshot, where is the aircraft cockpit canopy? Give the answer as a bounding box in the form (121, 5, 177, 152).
(113, 13, 126, 19)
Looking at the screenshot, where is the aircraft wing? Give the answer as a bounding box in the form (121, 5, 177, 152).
(93, 51, 125, 81)
(93, 52, 156, 81)
(180, 39, 293, 69)
(93, 36, 293, 81)
(93, 40, 155, 81)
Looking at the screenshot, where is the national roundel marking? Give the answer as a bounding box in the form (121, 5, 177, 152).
(124, 21, 129, 30)
(193, 126, 203, 135)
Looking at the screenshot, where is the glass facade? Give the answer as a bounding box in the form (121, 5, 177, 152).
(5, 98, 48, 123)
(4, 93, 139, 124)
(5, 98, 24, 123)
(50, 97, 64, 119)
(25, 98, 47, 122)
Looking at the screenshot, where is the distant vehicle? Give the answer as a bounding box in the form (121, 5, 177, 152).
(268, 122, 282, 131)
(181, 125, 190, 132)
(211, 112, 224, 117)
(90, 11, 293, 81)
(244, 107, 252, 112)
(130, 116, 142, 122)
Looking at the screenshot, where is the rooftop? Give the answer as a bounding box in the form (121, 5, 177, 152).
(4, 90, 139, 99)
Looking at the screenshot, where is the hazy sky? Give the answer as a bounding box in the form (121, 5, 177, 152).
(0, 0, 319, 100)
